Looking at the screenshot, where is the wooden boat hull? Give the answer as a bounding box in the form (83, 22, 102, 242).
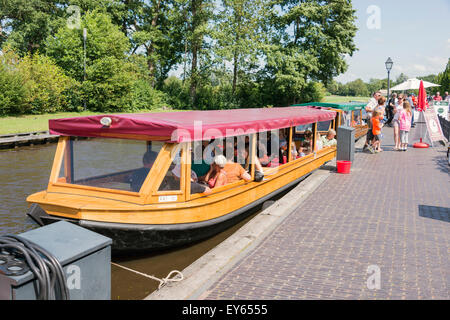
(28, 172, 311, 252)
(26, 106, 339, 253)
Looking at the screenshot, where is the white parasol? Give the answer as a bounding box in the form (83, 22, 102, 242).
(390, 78, 440, 91)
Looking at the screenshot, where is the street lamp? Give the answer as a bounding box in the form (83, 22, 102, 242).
(83, 28, 87, 111)
(385, 57, 393, 99)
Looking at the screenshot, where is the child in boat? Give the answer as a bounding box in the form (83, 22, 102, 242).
(371, 108, 384, 153)
(399, 101, 412, 151)
(298, 141, 310, 157)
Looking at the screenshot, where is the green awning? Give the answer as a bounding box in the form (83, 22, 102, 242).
(292, 101, 367, 111)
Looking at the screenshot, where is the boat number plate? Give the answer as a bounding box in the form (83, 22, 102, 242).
(159, 195, 178, 202)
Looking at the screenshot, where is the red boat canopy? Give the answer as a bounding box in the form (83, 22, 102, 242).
(49, 106, 336, 142)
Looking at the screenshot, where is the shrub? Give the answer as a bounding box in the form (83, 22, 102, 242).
(17, 53, 76, 114)
(0, 63, 28, 115)
(161, 76, 191, 109)
(299, 81, 326, 103)
(131, 79, 167, 110)
(82, 57, 135, 112)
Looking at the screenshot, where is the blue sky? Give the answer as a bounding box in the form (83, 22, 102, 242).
(336, 0, 450, 83)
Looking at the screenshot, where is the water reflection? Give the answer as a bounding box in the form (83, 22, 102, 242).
(0, 144, 56, 234)
(0, 142, 295, 300)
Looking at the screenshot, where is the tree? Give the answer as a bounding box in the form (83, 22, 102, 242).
(260, 0, 357, 105)
(278, 0, 357, 85)
(46, 10, 135, 111)
(46, 10, 130, 81)
(437, 59, 450, 93)
(186, 0, 214, 108)
(17, 52, 75, 113)
(0, 59, 28, 115)
(345, 78, 369, 97)
(395, 73, 408, 85)
(214, 0, 265, 94)
(129, 0, 185, 87)
(0, 0, 67, 54)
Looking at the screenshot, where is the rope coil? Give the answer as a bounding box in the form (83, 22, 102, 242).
(111, 262, 184, 290)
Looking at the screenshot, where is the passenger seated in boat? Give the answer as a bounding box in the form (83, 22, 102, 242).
(171, 164, 212, 194)
(129, 150, 158, 192)
(240, 144, 264, 182)
(203, 155, 227, 188)
(259, 143, 280, 168)
(297, 141, 311, 157)
(302, 129, 313, 145)
(223, 146, 252, 184)
(191, 140, 212, 181)
(319, 129, 337, 147)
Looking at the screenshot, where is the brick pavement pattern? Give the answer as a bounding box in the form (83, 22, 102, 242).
(203, 127, 450, 300)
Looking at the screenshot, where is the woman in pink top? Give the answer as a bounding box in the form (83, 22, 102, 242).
(398, 101, 412, 151)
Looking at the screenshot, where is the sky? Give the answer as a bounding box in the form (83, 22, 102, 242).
(335, 0, 450, 83)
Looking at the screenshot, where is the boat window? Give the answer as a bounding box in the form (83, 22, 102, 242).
(361, 109, 368, 124)
(295, 123, 313, 134)
(353, 110, 362, 125)
(317, 120, 332, 132)
(158, 146, 182, 192)
(58, 138, 163, 192)
(257, 130, 277, 168)
(191, 140, 216, 179)
(292, 127, 313, 157)
(342, 111, 351, 126)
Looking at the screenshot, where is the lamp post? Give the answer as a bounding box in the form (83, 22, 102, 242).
(385, 57, 393, 100)
(83, 28, 87, 111)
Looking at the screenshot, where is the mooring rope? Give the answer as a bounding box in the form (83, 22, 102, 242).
(111, 262, 184, 290)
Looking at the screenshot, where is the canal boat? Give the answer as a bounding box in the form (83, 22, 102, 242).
(294, 102, 369, 139)
(26, 106, 340, 252)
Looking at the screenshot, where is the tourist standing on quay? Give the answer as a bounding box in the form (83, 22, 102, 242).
(399, 101, 412, 151)
(371, 108, 384, 153)
(385, 93, 397, 126)
(392, 94, 404, 151)
(363, 91, 382, 151)
(443, 91, 449, 102)
(433, 92, 442, 101)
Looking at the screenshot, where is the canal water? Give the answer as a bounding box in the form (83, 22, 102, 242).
(0, 142, 293, 300)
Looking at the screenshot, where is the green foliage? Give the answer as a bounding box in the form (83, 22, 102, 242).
(0, 46, 75, 115)
(0, 0, 66, 54)
(131, 79, 168, 110)
(298, 81, 326, 103)
(81, 56, 135, 112)
(344, 79, 370, 97)
(46, 10, 139, 112)
(1, 0, 365, 117)
(161, 76, 191, 109)
(437, 58, 450, 93)
(46, 10, 130, 81)
(0, 63, 28, 115)
(17, 53, 76, 114)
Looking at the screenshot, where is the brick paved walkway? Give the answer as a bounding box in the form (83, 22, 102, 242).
(202, 126, 450, 300)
